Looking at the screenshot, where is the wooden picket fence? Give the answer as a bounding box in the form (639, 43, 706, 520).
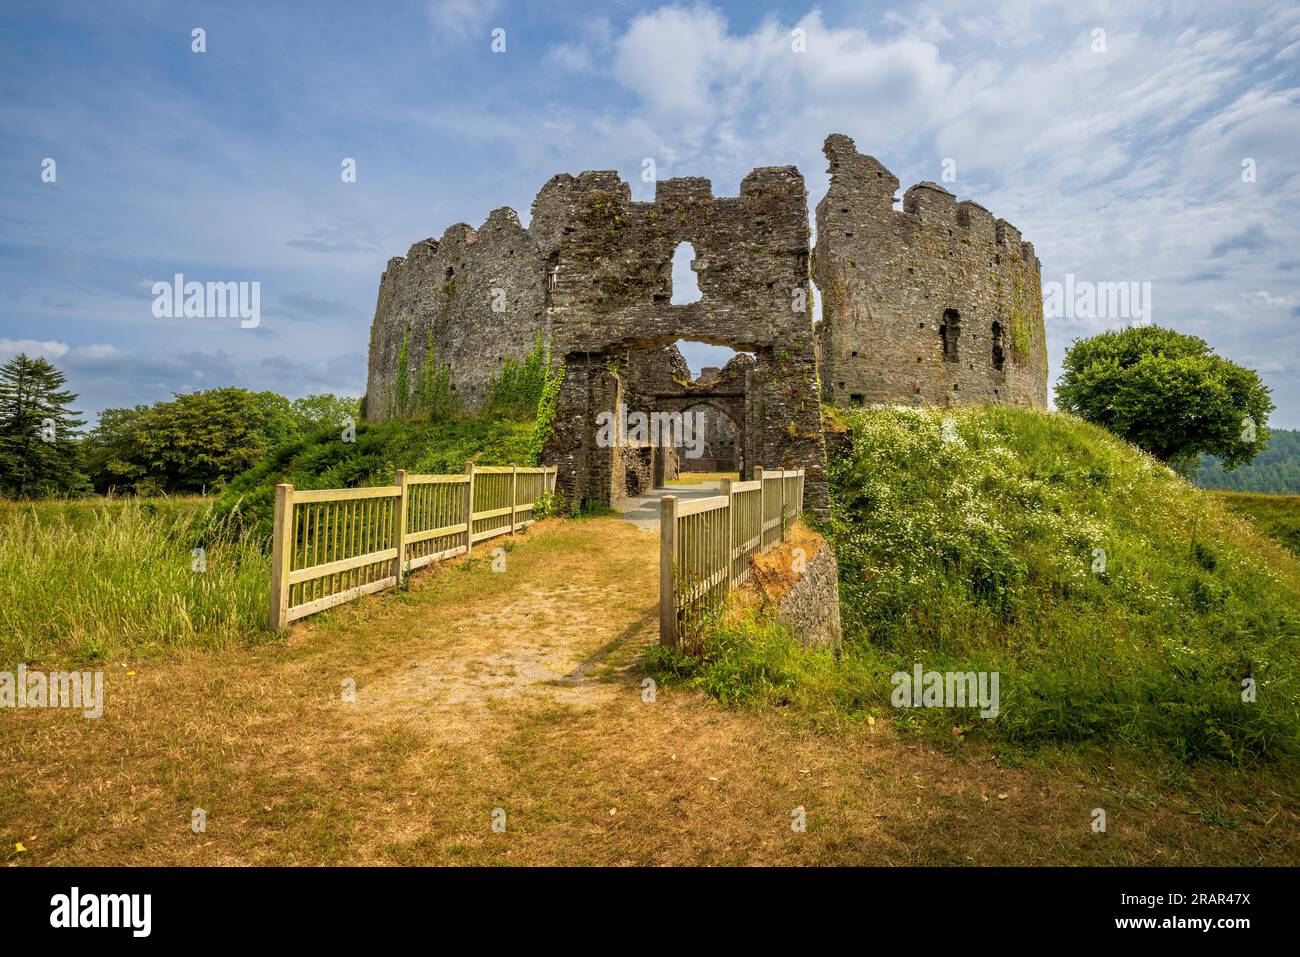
(659, 467, 806, 647)
(268, 464, 557, 629)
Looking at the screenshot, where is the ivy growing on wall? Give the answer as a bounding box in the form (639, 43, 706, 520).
(526, 360, 566, 467)
(416, 332, 457, 421)
(487, 334, 551, 416)
(394, 328, 411, 416)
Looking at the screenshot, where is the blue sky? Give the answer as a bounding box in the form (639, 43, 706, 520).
(3, 0, 1299, 426)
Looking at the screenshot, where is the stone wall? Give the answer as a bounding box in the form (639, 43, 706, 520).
(777, 543, 842, 650)
(363, 209, 549, 420)
(536, 168, 827, 511)
(361, 132, 1048, 510)
(748, 527, 842, 650)
(813, 134, 1048, 410)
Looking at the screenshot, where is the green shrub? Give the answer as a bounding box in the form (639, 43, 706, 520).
(661, 406, 1300, 763)
(815, 405, 1300, 761)
(206, 416, 534, 545)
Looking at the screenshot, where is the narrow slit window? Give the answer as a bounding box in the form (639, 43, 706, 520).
(940, 308, 961, 362)
(669, 242, 702, 305)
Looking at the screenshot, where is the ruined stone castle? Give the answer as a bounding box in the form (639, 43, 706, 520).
(364, 134, 1048, 511)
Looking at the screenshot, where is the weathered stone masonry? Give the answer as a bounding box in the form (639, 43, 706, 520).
(363, 208, 549, 420)
(362, 132, 1048, 512)
(813, 134, 1048, 409)
(535, 167, 827, 510)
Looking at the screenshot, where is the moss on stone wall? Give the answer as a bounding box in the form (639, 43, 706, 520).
(394, 328, 410, 416)
(1011, 278, 1032, 362)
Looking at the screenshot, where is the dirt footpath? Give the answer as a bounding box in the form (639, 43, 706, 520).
(2, 517, 1294, 866)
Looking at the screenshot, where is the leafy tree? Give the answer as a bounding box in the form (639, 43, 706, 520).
(128, 388, 274, 492)
(85, 388, 286, 493)
(1056, 326, 1273, 473)
(250, 391, 295, 450)
(0, 353, 87, 497)
(289, 393, 361, 433)
(81, 405, 149, 491)
(84, 389, 363, 493)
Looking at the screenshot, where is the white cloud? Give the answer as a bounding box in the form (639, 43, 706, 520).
(426, 0, 502, 40)
(0, 339, 125, 368)
(589, 1, 1300, 421)
(68, 343, 125, 362)
(0, 339, 71, 360)
(546, 43, 595, 72)
(613, 4, 738, 117)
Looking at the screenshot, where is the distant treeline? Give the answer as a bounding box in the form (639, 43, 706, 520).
(1, 341, 557, 500)
(0, 351, 361, 498)
(1198, 428, 1300, 494)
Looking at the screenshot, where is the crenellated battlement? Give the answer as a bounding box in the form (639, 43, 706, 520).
(364, 131, 1047, 477)
(813, 133, 1047, 412)
(816, 134, 1037, 267)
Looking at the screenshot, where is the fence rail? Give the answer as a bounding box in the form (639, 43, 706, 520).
(269, 464, 557, 629)
(659, 467, 806, 647)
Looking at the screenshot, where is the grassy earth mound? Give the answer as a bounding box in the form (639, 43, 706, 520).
(1209, 491, 1300, 556)
(653, 406, 1300, 764)
(206, 415, 536, 543)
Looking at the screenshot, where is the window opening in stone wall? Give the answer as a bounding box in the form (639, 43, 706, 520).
(680, 402, 741, 474)
(669, 242, 702, 305)
(991, 320, 1005, 371)
(940, 308, 961, 362)
(544, 251, 559, 307)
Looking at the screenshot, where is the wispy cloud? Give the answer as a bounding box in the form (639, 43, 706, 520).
(1, 1, 1298, 427)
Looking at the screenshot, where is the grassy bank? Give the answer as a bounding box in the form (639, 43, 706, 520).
(209, 415, 536, 543)
(1209, 490, 1300, 555)
(651, 406, 1300, 764)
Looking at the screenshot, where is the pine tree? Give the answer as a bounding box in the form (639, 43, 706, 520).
(0, 353, 87, 497)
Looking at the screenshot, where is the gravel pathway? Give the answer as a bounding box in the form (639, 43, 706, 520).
(617, 482, 724, 532)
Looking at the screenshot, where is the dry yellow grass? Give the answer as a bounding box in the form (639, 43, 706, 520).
(2, 516, 1296, 865)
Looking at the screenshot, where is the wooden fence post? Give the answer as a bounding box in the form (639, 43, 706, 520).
(780, 468, 788, 536)
(268, 483, 294, 631)
(659, 495, 678, 647)
(509, 464, 518, 534)
(720, 476, 734, 589)
(464, 461, 476, 554)
(393, 469, 408, 585)
(754, 466, 765, 552)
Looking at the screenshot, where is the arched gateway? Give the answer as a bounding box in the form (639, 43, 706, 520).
(537, 169, 828, 511)
(361, 134, 1049, 516)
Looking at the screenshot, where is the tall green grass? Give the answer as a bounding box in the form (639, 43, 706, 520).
(1, 410, 542, 667)
(0, 498, 268, 668)
(652, 406, 1300, 763)
(1210, 491, 1300, 555)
